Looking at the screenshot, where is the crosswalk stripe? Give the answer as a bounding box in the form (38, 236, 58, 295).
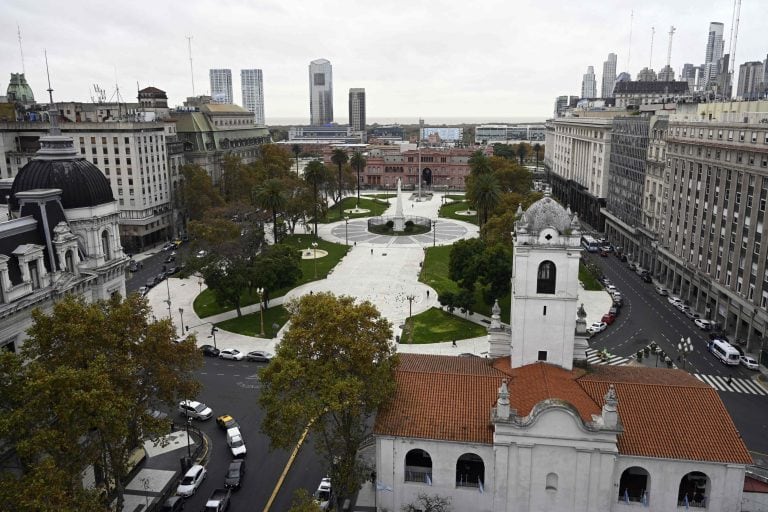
(584, 349, 629, 366)
(694, 374, 768, 395)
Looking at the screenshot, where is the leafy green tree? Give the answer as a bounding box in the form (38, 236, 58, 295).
(479, 243, 513, 303)
(448, 238, 485, 290)
(220, 155, 257, 203)
(254, 178, 287, 244)
(180, 164, 224, 221)
(304, 160, 326, 236)
(282, 174, 315, 235)
(251, 244, 303, 302)
(287, 489, 322, 512)
(259, 144, 294, 178)
(350, 151, 366, 205)
(490, 157, 532, 194)
(330, 148, 349, 217)
(515, 142, 529, 165)
(438, 291, 456, 314)
(466, 173, 501, 227)
(201, 256, 252, 317)
(259, 292, 398, 509)
(402, 493, 453, 512)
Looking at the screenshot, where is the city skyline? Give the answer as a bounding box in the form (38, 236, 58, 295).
(1, 0, 767, 122)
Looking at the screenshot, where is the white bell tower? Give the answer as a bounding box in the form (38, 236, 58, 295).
(510, 196, 582, 370)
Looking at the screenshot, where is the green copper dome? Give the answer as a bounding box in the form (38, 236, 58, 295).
(7, 73, 35, 104)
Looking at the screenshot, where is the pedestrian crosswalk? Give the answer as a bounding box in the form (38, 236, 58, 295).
(585, 348, 631, 366)
(694, 374, 768, 395)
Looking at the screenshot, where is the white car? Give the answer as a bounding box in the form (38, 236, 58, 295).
(177, 464, 207, 497)
(227, 427, 247, 458)
(740, 355, 759, 370)
(667, 296, 683, 306)
(313, 477, 332, 510)
(219, 348, 245, 361)
(655, 285, 670, 296)
(195, 250, 208, 258)
(178, 400, 213, 420)
(587, 322, 608, 334)
(694, 318, 716, 330)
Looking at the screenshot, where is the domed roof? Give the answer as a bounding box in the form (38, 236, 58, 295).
(11, 156, 114, 210)
(519, 195, 573, 234)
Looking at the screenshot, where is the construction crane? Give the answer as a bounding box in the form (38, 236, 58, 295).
(666, 26, 676, 68)
(649, 26, 655, 69)
(728, 0, 742, 75)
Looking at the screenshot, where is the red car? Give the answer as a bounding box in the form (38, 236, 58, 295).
(601, 313, 616, 325)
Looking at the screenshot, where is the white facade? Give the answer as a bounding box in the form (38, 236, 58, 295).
(309, 59, 333, 125)
(209, 69, 233, 104)
(581, 66, 597, 99)
(602, 53, 617, 98)
(241, 69, 265, 125)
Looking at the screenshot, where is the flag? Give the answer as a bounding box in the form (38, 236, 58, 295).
(642, 491, 648, 507)
(425, 473, 432, 486)
(684, 494, 689, 509)
(624, 489, 629, 504)
(478, 479, 484, 494)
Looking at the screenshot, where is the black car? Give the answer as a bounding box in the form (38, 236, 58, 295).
(709, 331, 729, 342)
(224, 460, 246, 490)
(159, 496, 184, 512)
(201, 345, 220, 357)
(641, 274, 652, 283)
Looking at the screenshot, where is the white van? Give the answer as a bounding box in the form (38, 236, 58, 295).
(709, 339, 740, 366)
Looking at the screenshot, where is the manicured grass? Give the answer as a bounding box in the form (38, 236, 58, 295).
(321, 197, 388, 223)
(579, 262, 603, 291)
(193, 235, 349, 318)
(400, 307, 488, 343)
(216, 306, 290, 338)
(420, 245, 511, 323)
(364, 193, 396, 200)
(445, 194, 466, 201)
(439, 200, 479, 225)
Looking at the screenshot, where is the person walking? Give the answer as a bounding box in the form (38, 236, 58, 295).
(452, 339, 457, 348)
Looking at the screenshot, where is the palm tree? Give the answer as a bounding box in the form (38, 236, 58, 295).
(304, 160, 325, 237)
(350, 151, 367, 207)
(254, 178, 287, 244)
(291, 144, 301, 177)
(468, 173, 501, 227)
(516, 144, 528, 166)
(330, 148, 348, 218)
(533, 143, 542, 171)
(468, 150, 491, 175)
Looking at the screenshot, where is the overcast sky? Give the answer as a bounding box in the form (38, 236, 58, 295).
(1, 0, 766, 123)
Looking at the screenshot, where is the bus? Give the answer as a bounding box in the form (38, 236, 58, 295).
(709, 339, 740, 366)
(581, 235, 599, 252)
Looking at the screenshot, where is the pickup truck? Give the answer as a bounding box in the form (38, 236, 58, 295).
(204, 488, 231, 512)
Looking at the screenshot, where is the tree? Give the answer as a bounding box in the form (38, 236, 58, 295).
(220, 155, 257, 203)
(304, 160, 326, 237)
(250, 244, 303, 302)
(287, 489, 322, 512)
(254, 178, 287, 244)
(479, 243, 513, 303)
(468, 150, 491, 175)
(402, 493, 453, 512)
(200, 256, 252, 317)
(0, 295, 201, 511)
(448, 238, 485, 290)
(259, 144, 294, 178)
(259, 292, 398, 508)
(533, 142, 542, 170)
(515, 142, 529, 165)
(350, 151, 366, 206)
(330, 148, 349, 218)
(180, 164, 224, 221)
(466, 173, 501, 227)
(291, 144, 301, 177)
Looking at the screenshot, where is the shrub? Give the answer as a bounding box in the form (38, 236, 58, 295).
(385, 220, 394, 228)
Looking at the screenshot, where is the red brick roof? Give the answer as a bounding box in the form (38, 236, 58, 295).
(374, 354, 752, 465)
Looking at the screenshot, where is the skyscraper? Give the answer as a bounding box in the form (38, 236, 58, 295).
(680, 63, 698, 90)
(209, 69, 233, 104)
(736, 61, 765, 100)
(581, 66, 597, 98)
(702, 22, 724, 90)
(601, 53, 617, 98)
(348, 88, 366, 132)
(309, 59, 333, 125)
(241, 69, 265, 125)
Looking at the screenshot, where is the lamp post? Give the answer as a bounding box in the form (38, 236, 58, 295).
(344, 216, 349, 246)
(210, 326, 218, 349)
(677, 337, 693, 370)
(406, 294, 415, 321)
(165, 278, 172, 320)
(256, 287, 265, 337)
(312, 242, 318, 278)
(184, 408, 192, 459)
(178, 307, 185, 334)
(432, 219, 437, 247)
(650, 341, 659, 367)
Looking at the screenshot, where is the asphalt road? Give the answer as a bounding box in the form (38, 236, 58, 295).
(177, 357, 327, 512)
(584, 251, 768, 454)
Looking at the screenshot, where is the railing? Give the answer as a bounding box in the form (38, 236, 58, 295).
(404, 467, 432, 484)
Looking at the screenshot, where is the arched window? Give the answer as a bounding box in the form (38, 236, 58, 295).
(404, 449, 432, 484)
(537, 260, 556, 294)
(101, 230, 111, 261)
(545, 472, 558, 491)
(618, 466, 650, 504)
(455, 453, 484, 488)
(678, 471, 708, 508)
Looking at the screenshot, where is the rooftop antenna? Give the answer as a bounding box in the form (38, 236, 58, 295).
(626, 10, 634, 71)
(666, 26, 676, 68)
(44, 49, 60, 136)
(186, 36, 195, 96)
(91, 84, 106, 104)
(17, 25, 26, 74)
(649, 26, 655, 69)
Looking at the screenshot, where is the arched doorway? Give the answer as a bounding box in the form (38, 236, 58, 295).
(422, 167, 432, 187)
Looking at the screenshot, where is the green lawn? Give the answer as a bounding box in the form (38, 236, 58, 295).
(364, 193, 396, 200)
(439, 200, 479, 225)
(579, 262, 603, 291)
(420, 246, 510, 323)
(193, 235, 349, 318)
(215, 306, 290, 338)
(400, 307, 488, 344)
(320, 197, 388, 223)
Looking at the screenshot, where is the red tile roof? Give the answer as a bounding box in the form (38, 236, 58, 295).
(374, 354, 752, 465)
(744, 475, 768, 493)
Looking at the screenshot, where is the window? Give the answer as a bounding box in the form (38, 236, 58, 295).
(101, 230, 111, 261)
(678, 472, 708, 508)
(537, 261, 556, 294)
(538, 350, 548, 361)
(456, 453, 484, 488)
(618, 466, 650, 504)
(404, 449, 432, 484)
(546, 473, 558, 491)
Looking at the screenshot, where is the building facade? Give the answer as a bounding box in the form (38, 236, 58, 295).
(657, 65, 675, 82)
(209, 69, 233, 104)
(602, 53, 618, 98)
(241, 69, 265, 125)
(613, 81, 690, 108)
(348, 88, 366, 132)
(581, 66, 597, 99)
(309, 59, 333, 125)
(639, 117, 669, 272)
(475, 124, 546, 144)
(736, 61, 765, 101)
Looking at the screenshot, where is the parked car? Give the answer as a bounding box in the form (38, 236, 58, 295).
(159, 496, 184, 512)
(601, 313, 616, 325)
(216, 414, 239, 430)
(166, 266, 179, 275)
(224, 460, 246, 490)
(219, 348, 244, 361)
(667, 296, 683, 306)
(313, 477, 332, 510)
(138, 286, 148, 296)
(178, 400, 213, 421)
(204, 488, 231, 512)
(608, 306, 620, 316)
(641, 274, 652, 283)
(684, 309, 702, 320)
(628, 262, 637, 271)
(164, 254, 176, 264)
(146, 278, 156, 288)
(154, 273, 166, 285)
(709, 331, 729, 341)
(163, 242, 176, 252)
(606, 284, 618, 294)
(201, 345, 220, 357)
(227, 427, 247, 458)
(677, 303, 691, 313)
(612, 293, 623, 303)
(246, 350, 273, 363)
(128, 260, 139, 272)
(694, 318, 716, 330)
(176, 464, 207, 497)
(587, 321, 608, 334)
(612, 297, 624, 307)
(655, 285, 670, 296)
(196, 250, 208, 259)
(740, 355, 759, 370)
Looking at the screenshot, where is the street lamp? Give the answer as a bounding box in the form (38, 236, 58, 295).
(406, 294, 415, 320)
(677, 337, 693, 370)
(344, 216, 350, 246)
(650, 341, 660, 367)
(256, 287, 265, 337)
(432, 219, 437, 247)
(210, 326, 218, 349)
(311, 242, 318, 278)
(178, 307, 185, 334)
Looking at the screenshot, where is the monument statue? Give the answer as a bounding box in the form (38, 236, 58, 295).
(394, 178, 405, 232)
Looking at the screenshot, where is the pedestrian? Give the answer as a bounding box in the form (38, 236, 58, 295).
(427, 290, 430, 298)
(452, 339, 457, 348)
(727, 375, 733, 386)
(371, 248, 373, 255)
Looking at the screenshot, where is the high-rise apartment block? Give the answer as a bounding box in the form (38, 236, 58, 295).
(348, 88, 366, 132)
(241, 69, 265, 125)
(736, 61, 765, 100)
(209, 69, 233, 104)
(581, 66, 597, 98)
(601, 53, 617, 98)
(309, 59, 333, 125)
(680, 63, 699, 90)
(702, 22, 724, 91)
